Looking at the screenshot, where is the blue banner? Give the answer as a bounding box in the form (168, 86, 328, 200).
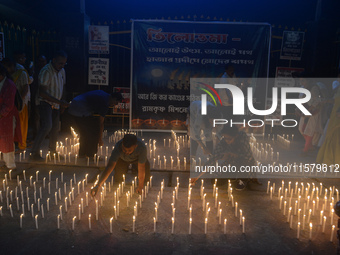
(131, 20, 271, 130)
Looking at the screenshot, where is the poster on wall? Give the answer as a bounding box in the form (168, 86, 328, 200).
(280, 31, 305, 61)
(113, 87, 130, 114)
(275, 67, 305, 87)
(0, 32, 5, 61)
(88, 25, 109, 54)
(131, 20, 271, 131)
(88, 58, 109, 85)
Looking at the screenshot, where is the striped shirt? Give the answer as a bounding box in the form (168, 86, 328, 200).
(38, 62, 66, 109)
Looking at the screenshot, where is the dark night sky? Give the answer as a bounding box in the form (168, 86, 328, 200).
(1, 0, 324, 28)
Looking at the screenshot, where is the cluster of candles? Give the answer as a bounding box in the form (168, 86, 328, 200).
(250, 134, 280, 162)
(0, 169, 89, 231)
(275, 134, 292, 149)
(0, 166, 252, 236)
(267, 180, 338, 241)
(145, 131, 189, 170)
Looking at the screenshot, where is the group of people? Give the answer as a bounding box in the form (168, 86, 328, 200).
(0, 49, 123, 172)
(295, 71, 340, 165)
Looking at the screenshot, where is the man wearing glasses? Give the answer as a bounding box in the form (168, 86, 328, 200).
(30, 50, 69, 161)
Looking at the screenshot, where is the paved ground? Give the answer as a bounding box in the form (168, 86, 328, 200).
(0, 129, 339, 255)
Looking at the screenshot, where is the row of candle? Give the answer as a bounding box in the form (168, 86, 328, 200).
(276, 134, 291, 149)
(268, 180, 338, 242)
(0, 169, 90, 230)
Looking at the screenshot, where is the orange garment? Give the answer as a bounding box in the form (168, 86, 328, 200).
(18, 103, 28, 150)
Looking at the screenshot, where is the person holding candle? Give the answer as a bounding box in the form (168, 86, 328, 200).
(67, 90, 122, 158)
(91, 134, 150, 195)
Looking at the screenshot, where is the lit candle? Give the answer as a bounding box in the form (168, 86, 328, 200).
(242, 217, 245, 233)
(219, 209, 222, 225)
(240, 209, 243, 225)
(235, 202, 238, 217)
(204, 217, 208, 234)
(89, 214, 91, 230)
(322, 216, 327, 233)
(309, 223, 312, 240)
(96, 200, 98, 220)
(110, 217, 113, 233)
(35, 215, 38, 229)
(20, 214, 23, 228)
(287, 207, 292, 222)
(331, 225, 335, 242)
(133, 216, 136, 233)
(72, 216, 76, 231)
(224, 219, 227, 234)
(41, 204, 44, 218)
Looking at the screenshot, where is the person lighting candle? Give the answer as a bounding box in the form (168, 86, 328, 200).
(91, 134, 150, 196)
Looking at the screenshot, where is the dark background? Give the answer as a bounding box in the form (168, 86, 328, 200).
(0, 0, 340, 96)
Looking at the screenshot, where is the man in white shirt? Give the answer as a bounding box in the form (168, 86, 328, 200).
(30, 50, 69, 161)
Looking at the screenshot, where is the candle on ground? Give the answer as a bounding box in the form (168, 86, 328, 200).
(110, 217, 113, 233)
(72, 216, 76, 231)
(35, 215, 38, 229)
(20, 214, 23, 228)
(331, 225, 335, 242)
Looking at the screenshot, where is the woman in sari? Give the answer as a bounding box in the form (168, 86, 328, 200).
(316, 88, 340, 165)
(0, 63, 21, 171)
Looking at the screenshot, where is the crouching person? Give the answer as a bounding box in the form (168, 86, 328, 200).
(91, 134, 150, 196)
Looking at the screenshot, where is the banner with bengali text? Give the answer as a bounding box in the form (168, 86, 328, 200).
(130, 20, 271, 131)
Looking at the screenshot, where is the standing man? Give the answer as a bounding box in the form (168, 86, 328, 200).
(67, 90, 123, 158)
(30, 50, 69, 161)
(91, 134, 150, 196)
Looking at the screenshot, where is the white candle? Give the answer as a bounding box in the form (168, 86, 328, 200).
(242, 217, 245, 233)
(41, 204, 44, 218)
(57, 215, 60, 229)
(235, 202, 238, 217)
(322, 216, 327, 233)
(72, 216, 76, 231)
(96, 200, 98, 220)
(132, 216, 136, 232)
(171, 217, 175, 234)
(297, 222, 300, 239)
(154, 217, 156, 233)
(240, 209, 243, 225)
(204, 218, 208, 234)
(309, 223, 312, 240)
(331, 225, 335, 242)
(35, 215, 38, 229)
(110, 217, 113, 233)
(224, 218, 227, 234)
(20, 214, 23, 228)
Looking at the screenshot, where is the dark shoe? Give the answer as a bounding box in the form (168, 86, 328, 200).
(29, 154, 44, 162)
(235, 179, 246, 191)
